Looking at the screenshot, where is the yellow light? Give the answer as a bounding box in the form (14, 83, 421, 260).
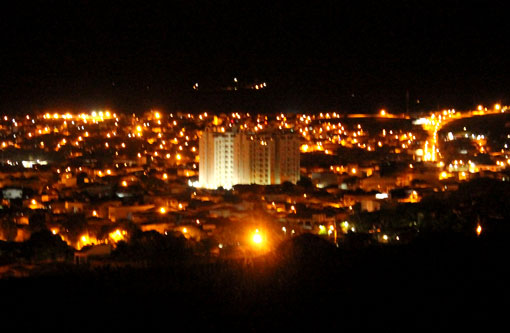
(163, 173, 168, 180)
(495, 104, 501, 111)
(252, 230, 263, 244)
(136, 125, 142, 132)
(92, 210, 97, 217)
(122, 180, 128, 187)
(109, 229, 125, 243)
(182, 227, 187, 234)
(159, 207, 166, 214)
(380, 109, 386, 116)
(155, 112, 161, 119)
(476, 224, 482, 236)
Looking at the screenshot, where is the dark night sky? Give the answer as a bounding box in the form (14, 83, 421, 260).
(0, 0, 508, 114)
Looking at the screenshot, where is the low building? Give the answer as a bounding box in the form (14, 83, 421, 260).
(74, 244, 112, 264)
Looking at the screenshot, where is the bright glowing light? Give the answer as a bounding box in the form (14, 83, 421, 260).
(109, 229, 126, 243)
(252, 229, 263, 244)
(476, 224, 482, 236)
(318, 225, 327, 235)
(159, 207, 166, 214)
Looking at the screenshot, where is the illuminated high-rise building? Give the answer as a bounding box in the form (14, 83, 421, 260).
(199, 127, 236, 189)
(275, 132, 301, 184)
(199, 127, 300, 189)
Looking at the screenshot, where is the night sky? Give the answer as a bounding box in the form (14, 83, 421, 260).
(1, 1, 508, 114)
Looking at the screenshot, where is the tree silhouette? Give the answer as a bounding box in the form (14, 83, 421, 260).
(297, 176, 313, 189)
(24, 230, 73, 262)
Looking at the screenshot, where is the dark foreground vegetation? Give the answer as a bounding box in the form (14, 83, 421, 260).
(0, 230, 508, 330)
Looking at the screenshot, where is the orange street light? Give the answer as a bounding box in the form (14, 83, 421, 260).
(476, 223, 482, 236)
(252, 229, 263, 245)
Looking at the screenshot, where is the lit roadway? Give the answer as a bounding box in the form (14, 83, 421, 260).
(419, 104, 505, 165)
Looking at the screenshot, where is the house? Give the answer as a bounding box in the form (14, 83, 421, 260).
(74, 244, 112, 264)
(108, 204, 155, 222)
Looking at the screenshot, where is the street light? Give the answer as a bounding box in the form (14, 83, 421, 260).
(252, 229, 263, 245)
(476, 224, 482, 236)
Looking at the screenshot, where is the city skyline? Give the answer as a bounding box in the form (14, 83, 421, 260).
(1, 1, 509, 329)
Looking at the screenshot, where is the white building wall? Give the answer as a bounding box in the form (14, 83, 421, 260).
(213, 133, 235, 189)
